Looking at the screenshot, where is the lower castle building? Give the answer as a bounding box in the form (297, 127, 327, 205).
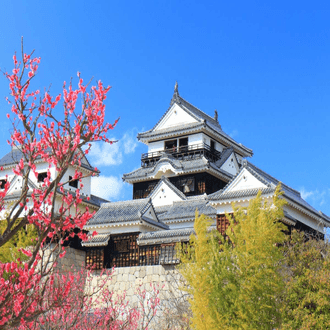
(82, 83, 330, 270)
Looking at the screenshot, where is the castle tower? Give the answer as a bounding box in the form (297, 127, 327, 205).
(123, 83, 253, 200)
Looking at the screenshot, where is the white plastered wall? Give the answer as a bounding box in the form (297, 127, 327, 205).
(148, 140, 164, 153)
(226, 168, 268, 192)
(155, 104, 198, 131)
(201, 133, 224, 152)
(150, 181, 184, 207)
(62, 166, 91, 196)
(220, 153, 239, 176)
(283, 204, 324, 233)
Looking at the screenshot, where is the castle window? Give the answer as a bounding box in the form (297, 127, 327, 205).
(69, 176, 78, 189)
(104, 233, 161, 268)
(37, 172, 48, 182)
(179, 137, 188, 147)
(86, 248, 104, 270)
(210, 140, 215, 151)
(0, 179, 7, 189)
(160, 244, 179, 265)
(216, 214, 235, 237)
(165, 139, 177, 151)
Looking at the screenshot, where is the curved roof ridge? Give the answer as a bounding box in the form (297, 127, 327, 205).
(209, 186, 275, 201)
(246, 161, 301, 197)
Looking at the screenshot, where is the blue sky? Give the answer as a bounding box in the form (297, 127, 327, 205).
(0, 1, 330, 217)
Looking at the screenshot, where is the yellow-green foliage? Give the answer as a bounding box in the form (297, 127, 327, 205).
(0, 215, 37, 263)
(281, 230, 330, 330)
(178, 185, 286, 330)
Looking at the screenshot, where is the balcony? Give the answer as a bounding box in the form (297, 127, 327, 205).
(141, 143, 221, 167)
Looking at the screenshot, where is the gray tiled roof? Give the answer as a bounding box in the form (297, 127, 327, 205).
(89, 194, 109, 206)
(85, 198, 168, 229)
(86, 198, 148, 225)
(208, 187, 276, 201)
(0, 149, 25, 167)
(138, 93, 253, 157)
(57, 188, 107, 208)
(137, 228, 195, 245)
(158, 199, 216, 221)
(123, 156, 233, 182)
(138, 122, 203, 139)
(138, 122, 204, 140)
(210, 161, 330, 224)
(283, 211, 297, 224)
(81, 232, 111, 247)
(0, 148, 95, 172)
(244, 162, 326, 219)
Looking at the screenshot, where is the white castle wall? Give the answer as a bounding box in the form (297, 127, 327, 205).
(148, 140, 164, 153)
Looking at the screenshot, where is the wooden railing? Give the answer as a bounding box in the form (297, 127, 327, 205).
(141, 143, 221, 167)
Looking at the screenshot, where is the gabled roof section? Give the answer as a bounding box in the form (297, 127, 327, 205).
(216, 147, 240, 176)
(223, 165, 271, 193)
(56, 188, 108, 208)
(137, 84, 253, 157)
(148, 175, 187, 201)
(0, 148, 24, 168)
(148, 176, 187, 207)
(85, 198, 168, 230)
(0, 147, 95, 172)
(215, 147, 234, 168)
(209, 160, 330, 225)
(5, 175, 38, 197)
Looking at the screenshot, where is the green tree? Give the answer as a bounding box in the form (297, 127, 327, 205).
(0, 206, 37, 263)
(281, 230, 330, 330)
(179, 186, 286, 330)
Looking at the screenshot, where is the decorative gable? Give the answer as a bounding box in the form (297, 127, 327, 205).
(154, 103, 198, 131)
(149, 177, 186, 207)
(141, 202, 158, 222)
(6, 175, 37, 196)
(220, 152, 240, 176)
(225, 168, 268, 192)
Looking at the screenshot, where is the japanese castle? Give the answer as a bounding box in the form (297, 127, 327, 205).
(82, 83, 330, 269)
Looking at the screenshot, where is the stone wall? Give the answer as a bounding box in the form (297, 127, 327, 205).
(90, 265, 190, 329)
(53, 249, 190, 328)
(57, 247, 86, 271)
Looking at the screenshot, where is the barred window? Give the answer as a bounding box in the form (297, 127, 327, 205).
(160, 244, 179, 265)
(139, 245, 161, 266)
(217, 214, 235, 237)
(86, 248, 104, 270)
(197, 180, 206, 194)
(106, 233, 139, 268)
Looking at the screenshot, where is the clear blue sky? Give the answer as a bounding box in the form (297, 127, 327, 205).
(0, 1, 329, 217)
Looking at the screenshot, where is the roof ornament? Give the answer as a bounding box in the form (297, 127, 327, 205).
(174, 81, 178, 94)
(214, 109, 218, 123)
(170, 81, 180, 106)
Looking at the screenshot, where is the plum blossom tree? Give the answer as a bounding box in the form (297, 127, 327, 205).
(1, 265, 161, 330)
(0, 41, 129, 327)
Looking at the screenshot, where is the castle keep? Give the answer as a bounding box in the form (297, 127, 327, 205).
(81, 83, 330, 269)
